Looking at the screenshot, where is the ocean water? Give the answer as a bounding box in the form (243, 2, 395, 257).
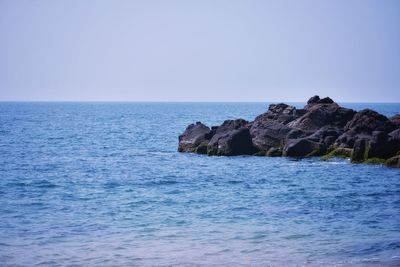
(0, 102, 399, 267)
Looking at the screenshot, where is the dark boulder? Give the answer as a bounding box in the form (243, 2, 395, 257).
(307, 126, 342, 147)
(351, 139, 368, 163)
(288, 102, 355, 132)
(250, 119, 292, 154)
(283, 138, 325, 157)
(305, 95, 335, 109)
(307, 95, 320, 105)
(344, 109, 396, 134)
(365, 131, 399, 159)
(336, 109, 398, 157)
(389, 129, 400, 141)
(390, 114, 400, 128)
(256, 103, 304, 124)
(318, 97, 334, 104)
(286, 128, 308, 139)
(178, 122, 213, 154)
(388, 129, 400, 156)
(335, 129, 359, 148)
(249, 104, 306, 154)
(207, 119, 255, 155)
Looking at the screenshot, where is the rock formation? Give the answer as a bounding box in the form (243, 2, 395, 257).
(178, 96, 400, 168)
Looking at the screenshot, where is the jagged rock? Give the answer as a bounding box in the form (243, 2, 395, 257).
(307, 95, 334, 105)
(255, 103, 304, 124)
(207, 119, 255, 155)
(288, 102, 355, 132)
(307, 95, 320, 105)
(318, 97, 334, 104)
(178, 122, 213, 154)
(305, 96, 335, 109)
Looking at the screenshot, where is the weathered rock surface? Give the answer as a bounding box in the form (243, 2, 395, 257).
(283, 138, 324, 157)
(178, 96, 400, 168)
(288, 102, 355, 132)
(386, 155, 400, 168)
(178, 122, 212, 154)
(390, 114, 400, 128)
(207, 119, 255, 156)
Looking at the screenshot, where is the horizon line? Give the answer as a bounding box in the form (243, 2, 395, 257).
(0, 100, 400, 104)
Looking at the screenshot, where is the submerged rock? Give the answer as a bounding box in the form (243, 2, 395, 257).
(178, 96, 400, 168)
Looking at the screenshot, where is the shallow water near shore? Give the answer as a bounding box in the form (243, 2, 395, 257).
(0, 102, 400, 266)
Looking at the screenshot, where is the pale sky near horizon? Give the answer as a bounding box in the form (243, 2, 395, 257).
(0, 0, 399, 102)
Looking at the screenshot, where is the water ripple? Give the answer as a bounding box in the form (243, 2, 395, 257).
(0, 102, 399, 266)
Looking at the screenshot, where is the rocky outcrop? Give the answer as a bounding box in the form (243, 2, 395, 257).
(178, 96, 400, 167)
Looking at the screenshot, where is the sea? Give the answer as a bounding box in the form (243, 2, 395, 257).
(0, 102, 399, 267)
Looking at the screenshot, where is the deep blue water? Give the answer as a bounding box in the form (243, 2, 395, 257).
(0, 102, 399, 267)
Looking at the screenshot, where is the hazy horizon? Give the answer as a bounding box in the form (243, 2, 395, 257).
(1, 99, 400, 104)
(1, 0, 400, 102)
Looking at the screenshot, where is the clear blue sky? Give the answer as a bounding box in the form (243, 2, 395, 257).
(0, 0, 399, 102)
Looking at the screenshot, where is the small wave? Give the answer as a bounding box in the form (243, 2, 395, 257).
(34, 180, 58, 188)
(47, 137, 64, 140)
(7, 180, 58, 189)
(103, 181, 121, 189)
(283, 233, 313, 240)
(144, 180, 179, 186)
(326, 160, 349, 165)
(227, 180, 243, 184)
(25, 202, 45, 207)
(165, 189, 183, 195)
(230, 206, 249, 212)
(6, 182, 28, 187)
(344, 240, 400, 256)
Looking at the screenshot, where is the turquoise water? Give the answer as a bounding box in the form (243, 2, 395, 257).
(0, 102, 399, 266)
